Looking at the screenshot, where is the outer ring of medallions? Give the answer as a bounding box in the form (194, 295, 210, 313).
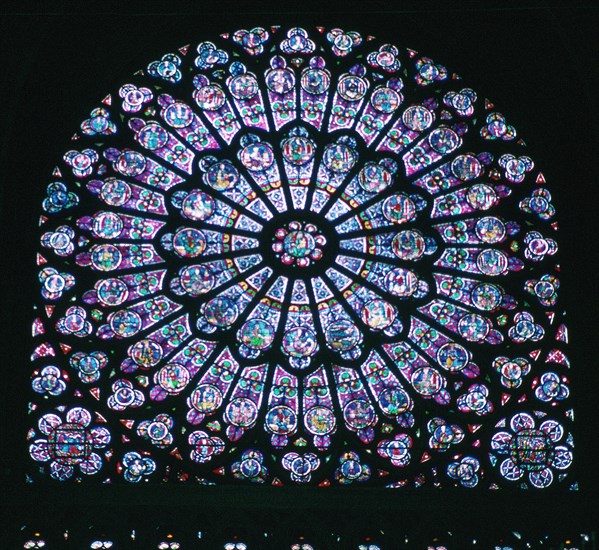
(259, 210, 340, 280)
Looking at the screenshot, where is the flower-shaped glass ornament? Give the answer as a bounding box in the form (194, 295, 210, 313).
(29, 407, 111, 480)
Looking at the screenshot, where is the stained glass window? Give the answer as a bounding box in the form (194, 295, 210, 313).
(15, 525, 596, 549)
(28, 25, 573, 489)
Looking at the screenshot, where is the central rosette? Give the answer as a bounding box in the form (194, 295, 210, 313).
(272, 221, 326, 267)
(285, 229, 314, 258)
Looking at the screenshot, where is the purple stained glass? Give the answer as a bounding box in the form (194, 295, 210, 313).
(29, 25, 572, 489)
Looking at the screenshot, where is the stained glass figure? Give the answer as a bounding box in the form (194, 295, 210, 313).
(29, 25, 571, 488)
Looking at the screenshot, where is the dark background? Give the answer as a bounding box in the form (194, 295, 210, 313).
(1, 1, 597, 546)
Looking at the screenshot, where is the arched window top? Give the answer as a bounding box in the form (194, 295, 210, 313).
(29, 25, 572, 489)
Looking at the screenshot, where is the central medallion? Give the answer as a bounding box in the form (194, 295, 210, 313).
(272, 221, 326, 267)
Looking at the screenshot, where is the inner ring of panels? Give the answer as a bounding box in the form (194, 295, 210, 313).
(29, 25, 573, 488)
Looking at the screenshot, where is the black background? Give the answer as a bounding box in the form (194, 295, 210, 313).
(1, 1, 597, 547)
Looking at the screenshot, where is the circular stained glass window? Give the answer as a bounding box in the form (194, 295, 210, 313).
(29, 25, 572, 489)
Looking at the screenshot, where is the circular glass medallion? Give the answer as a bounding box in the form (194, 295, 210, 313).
(100, 179, 131, 206)
(204, 296, 238, 327)
(337, 74, 368, 101)
(340, 457, 363, 479)
(370, 87, 400, 113)
(379, 387, 411, 416)
(282, 327, 317, 358)
(195, 85, 226, 111)
(157, 363, 190, 393)
(477, 249, 508, 276)
(265, 405, 297, 435)
(229, 74, 259, 100)
(451, 154, 482, 181)
(437, 342, 469, 372)
(284, 230, 315, 258)
(240, 142, 274, 171)
(281, 136, 315, 165)
(402, 105, 433, 131)
(361, 299, 395, 330)
(429, 127, 459, 154)
(325, 320, 361, 351)
(266, 69, 295, 94)
(458, 313, 491, 342)
(239, 319, 275, 350)
(173, 228, 206, 258)
(382, 194, 416, 224)
(304, 406, 336, 435)
(411, 367, 443, 396)
(301, 68, 330, 94)
(93, 212, 123, 239)
(475, 216, 506, 243)
(180, 265, 214, 296)
(137, 124, 168, 150)
(182, 191, 214, 221)
(190, 384, 223, 413)
(110, 309, 142, 337)
(392, 230, 425, 260)
(343, 399, 376, 429)
(96, 278, 129, 306)
(385, 267, 418, 297)
(358, 162, 392, 193)
(323, 143, 356, 172)
(467, 184, 497, 210)
(225, 397, 258, 427)
(164, 102, 194, 128)
(129, 339, 163, 368)
(116, 150, 146, 176)
(471, 283, 502, 311)
(90, 244, 123, 271)
(206, 161, 239, 190)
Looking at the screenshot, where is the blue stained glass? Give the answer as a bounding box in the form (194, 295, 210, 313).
(30, 25, 571, 489)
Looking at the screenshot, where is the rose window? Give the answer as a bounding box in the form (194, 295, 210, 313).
(29, 25, 572, 488)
